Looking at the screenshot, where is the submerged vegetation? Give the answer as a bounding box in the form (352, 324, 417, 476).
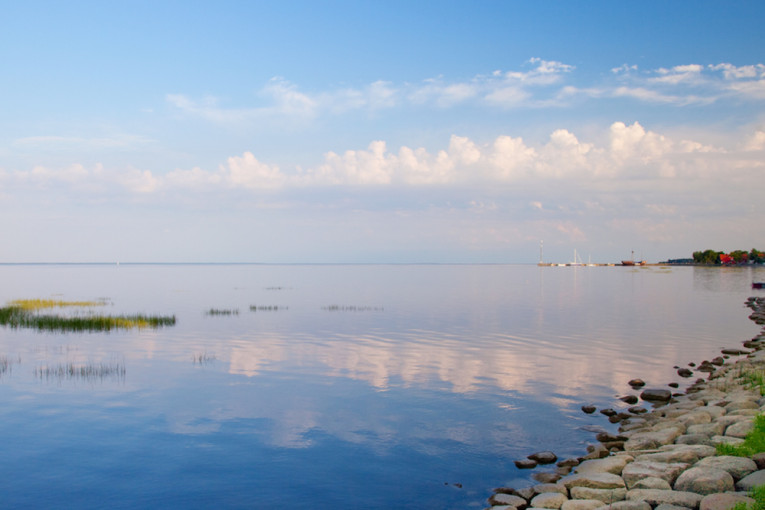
(193, 352, 217, 365)
(34, 360, 126, 382)
(0, 298, 175, 332)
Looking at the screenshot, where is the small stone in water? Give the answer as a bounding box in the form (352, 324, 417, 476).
(515, 459, 537, 469)
(581, 404, 597, 414)
(620, 395, 639, 404)
(528, 451, 557, 464)
(628, 379, 646, 387)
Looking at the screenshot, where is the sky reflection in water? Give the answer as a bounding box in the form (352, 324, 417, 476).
(0, 264, 763, 509)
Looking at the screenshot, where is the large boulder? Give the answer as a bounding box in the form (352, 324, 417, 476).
(693, 455, 758, 481)
(570, 487, 626, 504)
(622, 461, 689, 488)
(489, 492, 527, 507)
(561, 472, 626, 490)
(574, 456, 632, 476)
(561, 500, 603, 510)
(699, 493, 755, 510)
(624, 426, 685, 451)
(673, 466, 735, 495)
(736, 469, 765, 491)
(531, 492, 569, 509)
(625, 489, 703, 509)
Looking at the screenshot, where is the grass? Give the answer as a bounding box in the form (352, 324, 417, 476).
(717, 414, 765, 457)
(733, 484, 765, 510)
(0, 299, 175, 332)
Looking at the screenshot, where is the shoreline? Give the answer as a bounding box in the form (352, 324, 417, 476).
(484, 296, 765, 510)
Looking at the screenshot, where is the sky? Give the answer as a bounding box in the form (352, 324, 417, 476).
(1, 1, 764, 264)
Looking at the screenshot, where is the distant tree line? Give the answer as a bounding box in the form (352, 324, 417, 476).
(692, 249, 765, 265)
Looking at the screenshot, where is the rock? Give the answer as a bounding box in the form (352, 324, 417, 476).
(655, 505, 692, 510)
(635, 448, 702, 464)
(640, 389, 673, 402)
(489, 492, 528, 507)
(561, 500, 603, 510)
(710, 356, 725, 366)
(629, 407, 647, 414)
(594, 502, 651, 510)
(622, 461, 689, 488)
(621, 395, 639, 405)
(516, 459, 538, 469)
(531, 492, 568, 509)
(721, 348, 749, 356)
(693, 455, 757, 481)
(725, 399, 759, 412)
(600, 408, 617, 417)
(669, 382, 680, 388)
(529, 451, 558, 465)
(699, 493, 755, 510)
(574, 456, 632, 476)
(558, 458, 580, 468)
(709, 435, 745, 447)
(582, 405, 597, 414)
(686, 422, 725, 436)
(752, 452, 765, 470)
(570, 487, 626, 504)
(624, 426, 685, 451)
(533, 472, 563, 484)
(533, 483, 567, 496)
(561, 472, 626, 490)
(735, 469, 765, 491)
(673, 466, 735, 495)
(675, 434, 713, 446)
(725, 420, 755, 438)
(631, 477, 672, 490)
(625, 489, 703, 509)
(629, 379, 646, 388)
(596, 432, 627, 443)
(677, 368, 693, 378)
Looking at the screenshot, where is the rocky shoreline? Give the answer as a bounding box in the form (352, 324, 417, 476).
(485, 296, 765, 510)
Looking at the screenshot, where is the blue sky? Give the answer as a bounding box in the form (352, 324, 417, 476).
(1, 1, 764, 263)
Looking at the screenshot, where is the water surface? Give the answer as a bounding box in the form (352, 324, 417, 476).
(0, 264, 763, 509)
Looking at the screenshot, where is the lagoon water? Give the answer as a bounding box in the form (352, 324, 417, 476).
(0, 263, 763, 509)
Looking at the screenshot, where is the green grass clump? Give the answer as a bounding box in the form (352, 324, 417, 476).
(732, 484, 765, 510)
(717, 414, 765, 457)
(0, 301, 175, 333)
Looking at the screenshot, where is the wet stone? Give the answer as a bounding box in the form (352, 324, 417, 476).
(640, 389, 673, 402)
(529, 451, 559, 465)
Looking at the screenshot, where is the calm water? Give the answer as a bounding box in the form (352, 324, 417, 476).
(0, 263, 763, 509)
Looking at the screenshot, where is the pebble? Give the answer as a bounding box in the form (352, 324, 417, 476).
(487, 296, 765, 510)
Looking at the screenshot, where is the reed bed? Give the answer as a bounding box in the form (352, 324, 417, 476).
(8, 298, 108, 311)
(193, 352, 217, 365)
(0, 301, 176, 332)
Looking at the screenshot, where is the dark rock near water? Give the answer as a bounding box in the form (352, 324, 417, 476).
(668, 382, 679, 388)
(640, 388, 672, 402)
(515, 459, 537, 469)
(528, 451, 558, 464)
(721, 348, 749, 356)
(620, 395, 639, 404)
(711, 356, 725, 366)
(582, 404, 597, 414)
(532, 471, 562, 483)
(677, 368, 693, 377)
(628, 379, 646, 388)
(600, 408, 617, 417)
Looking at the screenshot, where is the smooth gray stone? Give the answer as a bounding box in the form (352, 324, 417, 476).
(631, 477, 672, 490)
(561, 472, 626, 490)
(694, 455, 757, 481)
(570, 487, 626, 504)
(594, 502, 651, 510)
(725, 420, 754, 438)
(531, 492, 569, 509)
(574, 456, 632, 475)
(673, 466, 734, 495)
(736, 469, 765, 491)
(561, 500, 603, 510)
(699, 492, 755, 510)
(626, 489, 703, 509)
(622, 461, 689, 488)
(489, 493, 527, 507)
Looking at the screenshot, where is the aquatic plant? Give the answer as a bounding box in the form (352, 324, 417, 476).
(8, 298, 108, 311)
(205, 308, 239, 316)
(249, 305, 286, 311)
(34, 360, 126, 382)
(193, 352, 217, 365)
(0, 300, 175, 332)
(322, 305, 383, 312)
